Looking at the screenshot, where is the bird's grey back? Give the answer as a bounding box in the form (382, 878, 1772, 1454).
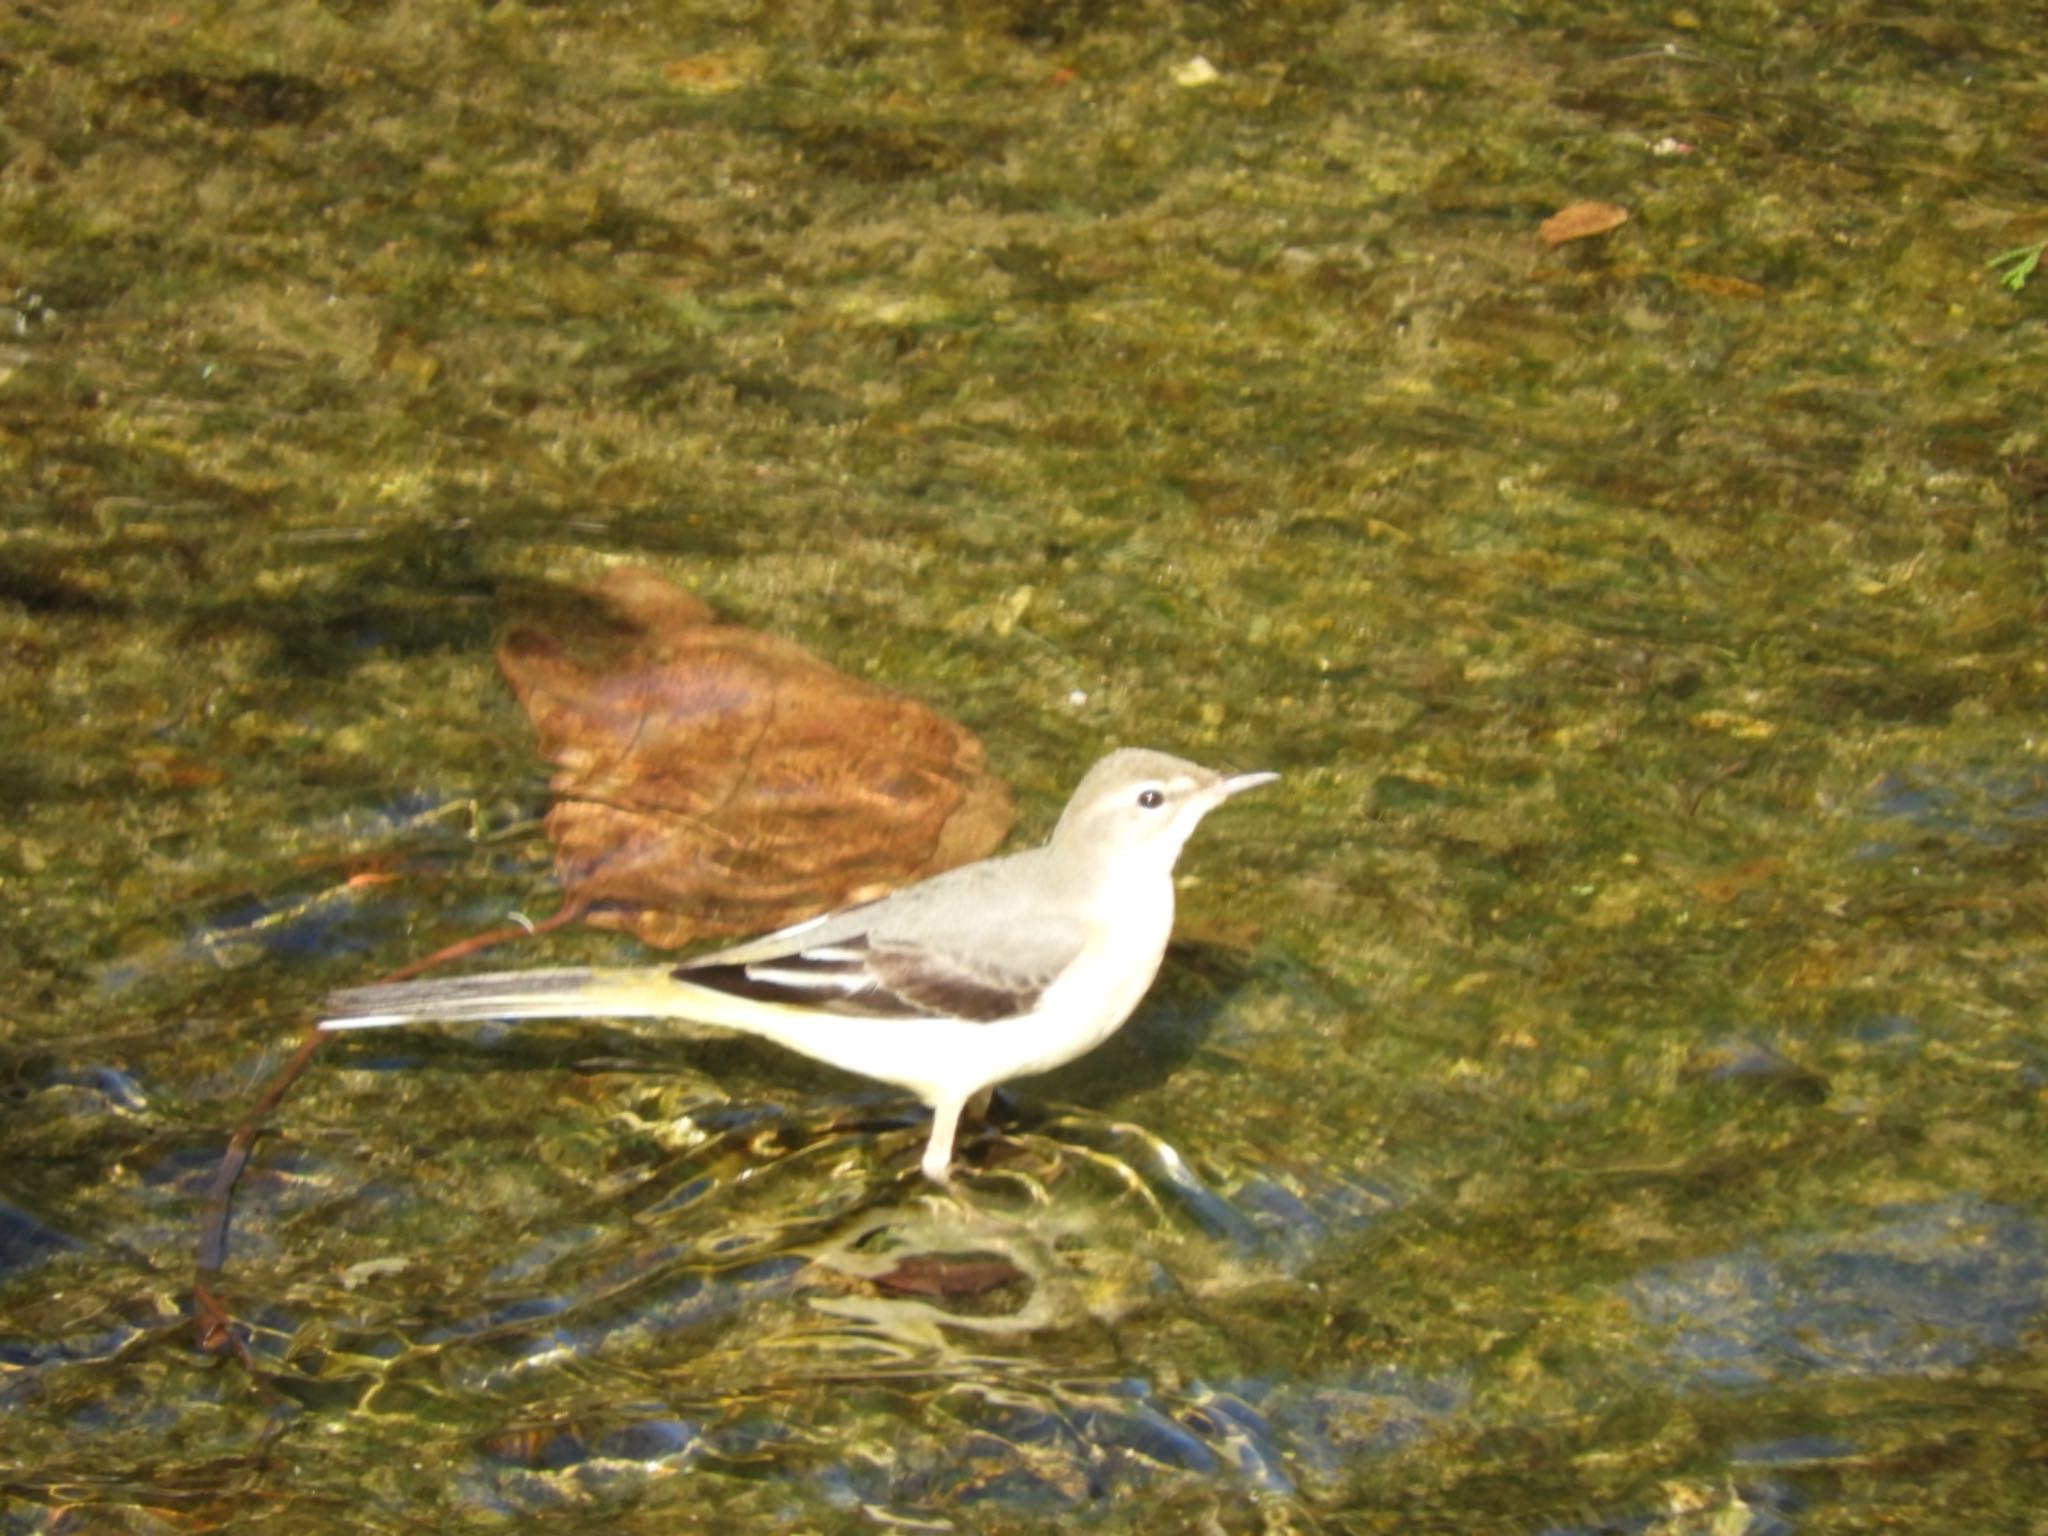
(689, 846, 1061, 966)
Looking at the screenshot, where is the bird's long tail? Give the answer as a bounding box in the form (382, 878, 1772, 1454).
(320, 967, 780, 1035)
(322, 969, 976, 1183)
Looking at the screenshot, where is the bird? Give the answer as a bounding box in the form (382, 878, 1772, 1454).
(320, 748, 1278, 1182)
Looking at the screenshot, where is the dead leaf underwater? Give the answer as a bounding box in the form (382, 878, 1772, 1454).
(497, 566, 1015, 947)
(193, 568, 1013, 1356)
(1539, 200, 1630, 248)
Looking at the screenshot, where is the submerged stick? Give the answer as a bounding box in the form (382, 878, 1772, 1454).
(190, 900, 586, 1358)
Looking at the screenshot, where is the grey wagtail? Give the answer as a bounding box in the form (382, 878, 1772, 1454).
(320, 749, 1277, 1182)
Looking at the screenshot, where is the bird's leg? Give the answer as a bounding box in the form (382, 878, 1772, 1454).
(963, 1087, 995, 1125)
(920, 1096, 966, 1184)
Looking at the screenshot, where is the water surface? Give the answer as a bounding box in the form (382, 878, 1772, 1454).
(4, 1, 2045, 1530)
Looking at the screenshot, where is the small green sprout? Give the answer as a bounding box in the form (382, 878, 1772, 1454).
(1988, 239, 2045, 292)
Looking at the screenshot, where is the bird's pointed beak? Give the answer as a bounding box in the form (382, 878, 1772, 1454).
(1217, 769, 1280, 799)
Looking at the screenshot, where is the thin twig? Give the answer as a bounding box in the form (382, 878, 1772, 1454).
(190, 899, 587, 1359)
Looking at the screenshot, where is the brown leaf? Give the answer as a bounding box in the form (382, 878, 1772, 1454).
(497, 567, 1014, 948)
(1676, 271, 1768, 300)
(870, 1253, 1026, 1298)
(660, 53, 750, 95)
(1693, 857, 1785, 904)
(127, 746, 229, 788)
(1539, 201, 1630, 247)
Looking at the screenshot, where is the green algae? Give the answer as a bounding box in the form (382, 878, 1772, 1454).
(3, 0, 2046, 1530)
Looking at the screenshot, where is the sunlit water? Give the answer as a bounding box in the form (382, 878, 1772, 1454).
(5, 1, 2045, 1530)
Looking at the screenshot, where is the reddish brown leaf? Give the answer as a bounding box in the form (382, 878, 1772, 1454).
(1539, 201, 1629, 247)
(497, 567, 1014, 948)
(1676, 270, 1767, 300)
(127, 746, 229, 788)
(871, 1253, 1026, 1298)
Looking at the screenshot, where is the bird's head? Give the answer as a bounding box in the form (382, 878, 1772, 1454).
(1047, 748, 1277, 886)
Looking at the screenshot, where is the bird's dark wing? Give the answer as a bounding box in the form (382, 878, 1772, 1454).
(677, 934, 1069, 1023)
(674, 854, 1087, 1024)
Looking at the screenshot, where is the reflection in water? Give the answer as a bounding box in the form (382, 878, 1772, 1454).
(13, 1092, 2040, 1526)
(1628, 1195, 2048, 1387)
(255, 1118, 1425, 1519)
(6, 0, 2048, 1524)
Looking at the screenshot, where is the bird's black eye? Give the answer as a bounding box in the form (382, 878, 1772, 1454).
(1137, 787, 1165, 809)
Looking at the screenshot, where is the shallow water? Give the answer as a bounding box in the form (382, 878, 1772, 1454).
(4, 1, 2046, 1530)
